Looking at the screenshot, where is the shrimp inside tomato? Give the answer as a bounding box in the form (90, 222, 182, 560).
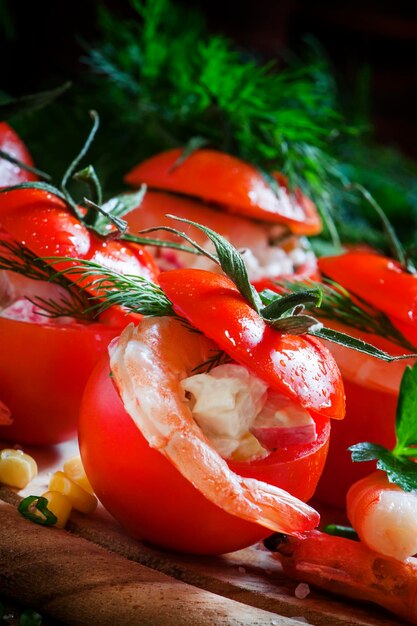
(80, 316, 330, 554)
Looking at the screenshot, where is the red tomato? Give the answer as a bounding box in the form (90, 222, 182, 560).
(79, 268, 344, 554)
(0, 123, 37, 187)
(0, 188, 159, 297)
(0, 188, 159, 444)
(125, 148, 322, 235)
(314, 252, 417, 508)
(0, 318, 120, 445)
(80, 358, 330, 555)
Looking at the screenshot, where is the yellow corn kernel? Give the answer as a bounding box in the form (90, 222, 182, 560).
(41, 490, 72, 528)
(49, 471, 97, 514)
(0, 448, 38, 489)
(63, 456, 94, 494)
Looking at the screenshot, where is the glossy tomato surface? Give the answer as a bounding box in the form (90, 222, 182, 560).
(314, 253, 417, 508)
(79, 356, 330, 555)
(0, 317, 121, 445)
(125, 148, 321, 235)
(0, 122, 37, 187)
(314, 325, 414, 508)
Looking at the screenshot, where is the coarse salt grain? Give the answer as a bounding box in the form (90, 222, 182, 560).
(237, 566, 246, 574)
(294, 582, 310, 599)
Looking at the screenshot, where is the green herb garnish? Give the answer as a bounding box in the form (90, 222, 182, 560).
(323, 524, 358, 540)
(350, 363, 417, 492)
(18, 496, 58, 526)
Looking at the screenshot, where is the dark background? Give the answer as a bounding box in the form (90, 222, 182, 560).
(1, 0, 417, 156)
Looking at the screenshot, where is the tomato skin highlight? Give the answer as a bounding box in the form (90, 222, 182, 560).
(0, 123, 37, 187)
(79, 356, 330, 555)
(125, 148, 322, 235)
(159, 269, 345, 421)
(319, 252, 417, 346)
(0, 318, 120, 445)
(314, 252, 417, 508)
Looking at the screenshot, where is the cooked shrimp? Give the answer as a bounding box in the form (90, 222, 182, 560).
(109, 317, 320, 536)
(347, 470, 417, 560)
(0, 400, 11, 426)
(268, 529, 417, 624)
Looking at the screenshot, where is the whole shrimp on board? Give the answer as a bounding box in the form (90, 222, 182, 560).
(267, 529, 417, 625)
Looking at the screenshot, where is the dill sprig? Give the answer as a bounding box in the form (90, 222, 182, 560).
(55, 260, 175, 318)
(84, 0, 356, 242)
(0, 239, 94, 321)
(282, 278, 417, 352)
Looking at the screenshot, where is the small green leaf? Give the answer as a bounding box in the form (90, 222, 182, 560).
(83, 198, 128, 237)
(261, 289, 322, 321)
(269, 314, 322, 335)
(349, 442, 417, 491)
(323, 524, 358, 540)
(169, 136, 210, 171)
(349, 442, 388, 463)
(0, 82, 71, 119)
(18, 496, 58, 526)
(73, 164, 103, 207)
(376, 451, 417, 492)
(395, 363, 417, 451)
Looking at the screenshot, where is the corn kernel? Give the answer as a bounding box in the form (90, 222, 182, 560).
(0, 448, 37, 489)
(41, 490, 72, 528)
(49, 471, 97, 514)
(63, 457, 94, 494)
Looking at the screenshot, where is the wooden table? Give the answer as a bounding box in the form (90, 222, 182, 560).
(0, 440, 405, 625)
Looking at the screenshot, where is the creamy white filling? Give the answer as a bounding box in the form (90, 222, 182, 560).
(181, 363, 315, 460)
(181, 364, 267, 458)
(151, 231, 316, 280)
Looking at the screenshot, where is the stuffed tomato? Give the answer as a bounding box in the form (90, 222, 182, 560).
(0, 183, 159, 445)
(79, 268, 344, 555)
(124, 148, 320, 284)
(314, 251, 417, 508)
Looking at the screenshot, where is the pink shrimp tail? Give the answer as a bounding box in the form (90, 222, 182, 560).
(270, 529, 417, 624)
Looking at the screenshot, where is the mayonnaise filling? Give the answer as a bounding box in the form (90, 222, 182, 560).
(151, 232, 316, 281)
(181, 363, 316, 460)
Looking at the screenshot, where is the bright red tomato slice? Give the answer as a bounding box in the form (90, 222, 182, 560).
(159, 269, 345, 420)
(125, 148, 322, 235)
(0, 123, 37, 187)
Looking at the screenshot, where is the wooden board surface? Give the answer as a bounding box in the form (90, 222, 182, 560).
(0, 440, 406, 626)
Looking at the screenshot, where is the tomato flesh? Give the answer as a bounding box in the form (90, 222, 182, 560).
(0, 317, 121, 445)
(79, 356, 330, 555)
